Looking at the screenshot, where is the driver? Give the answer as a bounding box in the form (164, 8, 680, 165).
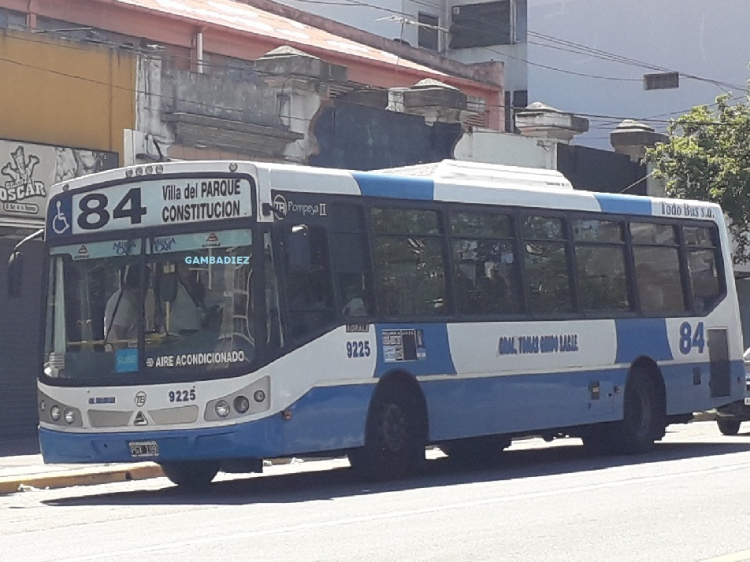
(167, 262, 204, 333)
(104, 265, 149, 342)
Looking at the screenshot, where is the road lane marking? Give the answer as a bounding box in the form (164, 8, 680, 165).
(699, 551, 750, 562)
(56, 459, 750, 562)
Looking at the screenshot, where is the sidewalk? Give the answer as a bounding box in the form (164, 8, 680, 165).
(0, 438, 163, 496)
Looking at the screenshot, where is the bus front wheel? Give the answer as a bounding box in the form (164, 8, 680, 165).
(349, 380, 426, 480)
(160, 461, 220, 488)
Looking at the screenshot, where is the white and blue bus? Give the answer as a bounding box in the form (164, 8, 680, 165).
(11, 159, 745, 486)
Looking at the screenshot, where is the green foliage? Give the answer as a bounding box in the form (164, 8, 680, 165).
(645, 92, 750, 263)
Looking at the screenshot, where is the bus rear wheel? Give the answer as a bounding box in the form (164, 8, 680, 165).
(717, 419, 742, 436)
(349, 381, 426, 481)
(160, 461, 220, 488)
(584, 368, 665, 455)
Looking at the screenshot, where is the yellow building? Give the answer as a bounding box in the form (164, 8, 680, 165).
(0, 29, 135, 438)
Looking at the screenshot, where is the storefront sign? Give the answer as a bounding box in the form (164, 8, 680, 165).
(0, 139, 117, 223)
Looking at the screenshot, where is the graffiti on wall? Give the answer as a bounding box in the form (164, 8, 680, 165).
(0, 140, 118, 222)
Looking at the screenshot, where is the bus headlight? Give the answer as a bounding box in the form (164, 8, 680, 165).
(215, 400, 230, 418)
(50, 405, 61, 422)
(233, 395, 250, 414)
(64, 409, 76, 424)
(253, 390, 266, 403)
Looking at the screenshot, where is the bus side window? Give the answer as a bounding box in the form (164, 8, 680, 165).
(449, 211, 521, 315)
(521, 215, 573, 314)
(683, 225, 723, 313)
(631, 222, 687, 314)
(329, 203, 373, 319)
(282, 224, 335, 340)
(371, 207, 447, 317)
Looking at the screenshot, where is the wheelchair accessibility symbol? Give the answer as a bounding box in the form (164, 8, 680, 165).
(51, 200, 70, 235)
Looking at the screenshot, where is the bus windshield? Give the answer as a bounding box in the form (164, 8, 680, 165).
(44, 229, 255, 382)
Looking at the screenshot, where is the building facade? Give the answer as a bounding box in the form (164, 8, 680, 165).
(0, 0, 505, 440)
(271, 0, 750, 146)
(0, 28, 131, 438)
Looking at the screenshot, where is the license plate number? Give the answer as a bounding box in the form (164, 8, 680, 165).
(744, 397, 750, 406)
(128, 440, 159, 458)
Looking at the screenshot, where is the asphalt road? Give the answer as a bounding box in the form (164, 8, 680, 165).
(3, 421, 750, 562)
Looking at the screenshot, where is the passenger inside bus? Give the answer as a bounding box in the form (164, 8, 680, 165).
(637, 263, 666, 312)
(104, 265, 151, 343)
(342, 293, 368, 317)
(341, 275, 369, 317)
(166, 262, 205, 334)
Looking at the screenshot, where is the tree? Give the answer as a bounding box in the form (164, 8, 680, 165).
(645, 92, 750, 263)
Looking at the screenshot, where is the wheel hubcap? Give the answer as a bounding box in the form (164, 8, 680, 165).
(381, 403, 407, 452)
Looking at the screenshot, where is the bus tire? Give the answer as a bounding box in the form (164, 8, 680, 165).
(618, 368, 665, 453)
(583, 367, 665, 455)
(717, 419, 742, 436)
(440, 435, 510, 467)
(160, 461, 220, 488)
(349, 379, 426, 481)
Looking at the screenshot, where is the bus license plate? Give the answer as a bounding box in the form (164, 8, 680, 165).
(128, 440, 159, 458)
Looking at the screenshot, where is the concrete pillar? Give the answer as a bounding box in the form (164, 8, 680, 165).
(514, 102, 589, 144)
(610, 119, 669, 197)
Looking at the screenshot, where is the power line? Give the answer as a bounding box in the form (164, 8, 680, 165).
(3, 28, 494, 125)
(4, 42, 745, 137)
(8, 9, 750, 137)
(526, 31, 748, 92)
(272, 0, 749, 92)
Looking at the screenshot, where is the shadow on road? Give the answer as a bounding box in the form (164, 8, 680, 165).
(44, 431, 750, 508)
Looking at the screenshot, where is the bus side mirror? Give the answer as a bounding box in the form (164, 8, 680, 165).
(287, 224, 311, 271)
(7, 251, 23, 299)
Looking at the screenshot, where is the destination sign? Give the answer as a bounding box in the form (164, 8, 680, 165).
(48, 176, 253, 237)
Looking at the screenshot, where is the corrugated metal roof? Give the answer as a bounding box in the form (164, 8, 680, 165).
(115, 0, 448, 77)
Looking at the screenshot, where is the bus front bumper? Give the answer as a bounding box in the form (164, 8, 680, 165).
(39, 425, 276, 464)
(38, 384, 370, 464)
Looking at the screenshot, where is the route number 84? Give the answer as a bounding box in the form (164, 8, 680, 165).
(679, 321, 705, 354)
(77, 188, 147, 230)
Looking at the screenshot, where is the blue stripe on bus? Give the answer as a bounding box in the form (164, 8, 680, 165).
(594, 193, 653, 216)
(352, 173, 435, 200)
(423, 359, 744, 440)
(615, 318, 673, 363)
(38, 359, 743, 464)
(40, 383, 376, 463)
(423, 368, 626, 439)
(374, 323, 457, 378)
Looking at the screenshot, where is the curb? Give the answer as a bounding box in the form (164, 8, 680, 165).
(0, 463, 164, 496)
